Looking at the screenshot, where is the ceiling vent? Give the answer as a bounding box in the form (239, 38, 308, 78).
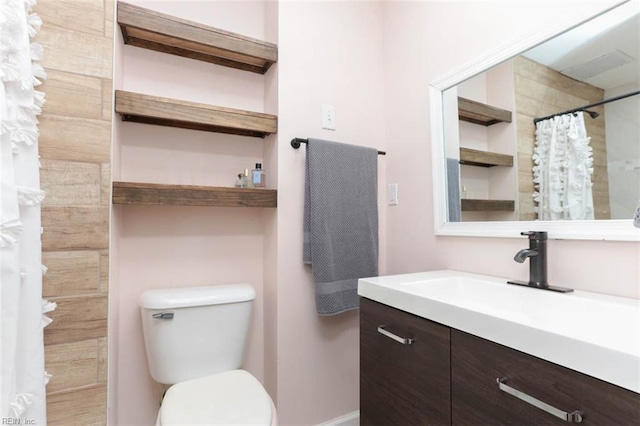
(561, 50, 633, 81)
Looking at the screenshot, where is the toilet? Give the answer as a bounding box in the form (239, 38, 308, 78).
(140, 284, 277, 425)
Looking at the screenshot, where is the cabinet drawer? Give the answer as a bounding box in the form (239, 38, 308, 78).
(360, 298, 450, 425)
(452, 330, 640, 425)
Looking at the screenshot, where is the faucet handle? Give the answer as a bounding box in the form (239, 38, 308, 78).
(521, 231, 547, 240)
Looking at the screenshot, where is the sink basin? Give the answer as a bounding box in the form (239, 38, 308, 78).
(358, 270, 640, 394)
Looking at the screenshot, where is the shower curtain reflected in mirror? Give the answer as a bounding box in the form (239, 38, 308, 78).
(533, 112, 595, 220)
(1, 0, 51, 423)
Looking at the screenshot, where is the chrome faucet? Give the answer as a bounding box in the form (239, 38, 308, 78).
(507, 231, 573, 293)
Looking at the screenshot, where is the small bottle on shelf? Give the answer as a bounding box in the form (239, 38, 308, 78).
(252, 163, 265, 188)
(241, 168, 253, 188)
(234, 173, 243, 188)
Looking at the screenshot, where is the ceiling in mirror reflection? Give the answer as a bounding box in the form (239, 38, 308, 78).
(523, 4, 638, 90)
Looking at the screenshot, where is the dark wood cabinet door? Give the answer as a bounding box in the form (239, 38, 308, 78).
(360, 298, 451, 426)
(452, 330, 640, 426)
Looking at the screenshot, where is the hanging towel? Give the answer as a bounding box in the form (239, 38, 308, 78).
(447, 158, 461, 222)
(303, 138, 379, 315)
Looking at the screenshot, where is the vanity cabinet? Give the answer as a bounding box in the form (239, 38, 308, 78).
(360, 298, 451, 425)
(360, 298, 640, 425)
(452, 330, 640, 425)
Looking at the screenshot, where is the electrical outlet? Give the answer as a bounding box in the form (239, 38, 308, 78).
(322, 105, 336, 130)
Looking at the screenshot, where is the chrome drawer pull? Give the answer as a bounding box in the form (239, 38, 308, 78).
(497, 378, 583, 423)
(377, 325, 414, 345)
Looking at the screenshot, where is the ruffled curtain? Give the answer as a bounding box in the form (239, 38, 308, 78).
(1, 0, 52, 423)
(533, 112, 595, 220)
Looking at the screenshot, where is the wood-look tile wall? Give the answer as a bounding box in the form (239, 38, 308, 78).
(513, 56, 611, 221)
(33, 0, 113, 424)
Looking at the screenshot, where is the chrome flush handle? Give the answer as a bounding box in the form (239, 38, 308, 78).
(152, 312, 174, 320)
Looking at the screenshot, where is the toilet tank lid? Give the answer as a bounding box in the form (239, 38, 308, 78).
(140, 284, 256, 309)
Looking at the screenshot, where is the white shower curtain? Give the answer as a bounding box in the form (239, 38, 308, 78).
(1, 0, 52, 424)
(533, 112, 595, 220)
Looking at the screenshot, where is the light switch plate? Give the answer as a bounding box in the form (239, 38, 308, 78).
(322, 105, 336, 130)
(388, 183, 399, 206)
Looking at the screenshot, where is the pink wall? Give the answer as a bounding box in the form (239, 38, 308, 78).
(273, 1, 386, 424)
(262, 0, 279, 410)
(383, 0, 639, 300)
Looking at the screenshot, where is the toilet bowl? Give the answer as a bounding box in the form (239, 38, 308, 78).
(140, 284, 277, 425)
(156, 370, 277, 425)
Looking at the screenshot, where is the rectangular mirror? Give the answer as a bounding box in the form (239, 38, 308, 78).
(430, 0, 640, 241)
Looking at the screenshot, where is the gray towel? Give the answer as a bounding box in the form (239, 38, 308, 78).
(447, 158, 461, 222)
(303, 138, 379, 315)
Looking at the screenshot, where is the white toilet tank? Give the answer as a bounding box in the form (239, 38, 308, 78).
(140, 284, 255, 385)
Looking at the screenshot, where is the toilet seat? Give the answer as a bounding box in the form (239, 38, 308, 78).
(158, 370, 273, 425)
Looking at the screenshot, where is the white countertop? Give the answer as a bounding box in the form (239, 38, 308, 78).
(358, 270, 640, 394)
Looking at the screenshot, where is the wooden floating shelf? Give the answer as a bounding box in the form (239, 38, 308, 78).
(117, 2, 277, 74)
(115, 90, 277, 138)
(458, 97, 512, 126)
(461, 199, 514, 212)
(112, 181, 277, 208)
(459, 147, 513, 168)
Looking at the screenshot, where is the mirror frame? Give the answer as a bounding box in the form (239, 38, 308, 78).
(429, 0, 640, 241)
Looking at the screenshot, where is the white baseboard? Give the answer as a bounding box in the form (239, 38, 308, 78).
(316, 411, 359, 426)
